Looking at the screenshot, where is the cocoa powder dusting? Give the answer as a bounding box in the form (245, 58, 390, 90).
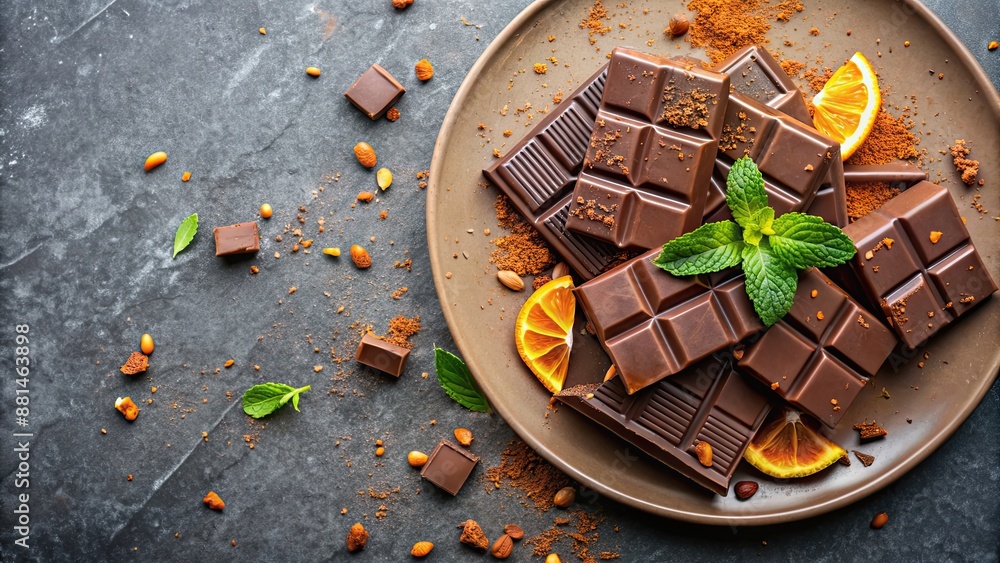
(525, 509, 619, 562)
(579, 0, 611, 38)
(687, 0, 805, 64)
(846, 181, 900, 221)
(847, 109, 918, 165)
(485, 439, 572, 512)
(949, 140, 980, 185)
(383, 315, 420, 349)
(490, 195, 557, 275)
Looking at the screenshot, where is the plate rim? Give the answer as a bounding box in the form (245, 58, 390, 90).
(426, 0, 1000, 525)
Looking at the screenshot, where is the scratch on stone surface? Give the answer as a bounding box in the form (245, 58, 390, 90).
(106, 401, 239, 544)
(51, 0, 119, 45)
(0, 242, 45, 270)
(226, 44, 268, 95)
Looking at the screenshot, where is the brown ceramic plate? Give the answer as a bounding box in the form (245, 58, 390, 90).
(427, 0, 1000, 525)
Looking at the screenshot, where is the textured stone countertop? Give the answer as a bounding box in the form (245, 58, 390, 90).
(1, 0, 997, 560)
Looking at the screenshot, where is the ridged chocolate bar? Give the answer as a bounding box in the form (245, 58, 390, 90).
(574, 249, 762, 394)
(841, 181, 998, 348)
(483, 66, 632, 280)
(703, 92, 839, 223)
(566, 48, 730, 250)
(738, 268, 897, 428)
(712, 46, 848, 226)
(555, 356, 771, 496)
(844, 162, 928, 186)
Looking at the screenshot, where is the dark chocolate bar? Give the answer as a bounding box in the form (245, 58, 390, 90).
(575, 249, 762, 394)
(213, 222, 259, 256)
(844, 162, 928, 186)
(712, 46, 847, 227)
(483, 66, 629, 280)
(344, 64, 405, 120)
(738, 268, 897, 428)
(566, 48, 730, 250)
(355, 332, 411, 377)
(420, 439, 479, 495)
(556, 356, 771, 496)
(703, 92, 838, 223)
(840, 181, 998, 348)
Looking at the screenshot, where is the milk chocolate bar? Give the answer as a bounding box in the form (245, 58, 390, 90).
(420, 439, 479, 495)
(738, 268, 897, 428)
(844, 162, 928, 186)
(213, 222, 259, 256)
(566, 48, 730, 250)
(355, 332, 411, 377)
(574, 249, 762, 394)
(344, 64, 405, 120)
(840, 181, 998, 348)
(483, 66, 629, 280)
(556, 356, 771, 495)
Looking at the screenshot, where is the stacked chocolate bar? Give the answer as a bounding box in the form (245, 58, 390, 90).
(482, 46, 997, 495)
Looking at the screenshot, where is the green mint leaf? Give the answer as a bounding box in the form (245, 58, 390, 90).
(435, 347, 491, 413)
(741, 240, 798, 327)
(770, 213, 857, 268)
(743, 207, 775, 247)
(242, 383, 311, 418)
(725, 156, 768, 228)
(652, 221, 744, 276)
(173, 213, 198, 258)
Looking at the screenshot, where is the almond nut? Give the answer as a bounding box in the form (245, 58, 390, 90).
(735, 481, 758, 500)
(346, 522, 368, 552)
(415, 59, 434, 81)
(694, 440, 713, 467)
(350, 244, 372, 269)
(666, 13, 689, 38)
(140, 333, 155, 355)
(553, 486, 575, 508)
(490, 534, 513, 559)
(871, 512, 889, 529)
(407, 450, 428, 467)
(411, 541, 434, 557)
(305, 66, 321, 77)
(498, 270, 524, 291)
(144, 151, 167, 172)
(454, 427, 473, 447)
(353, 142, 377, 168)
(377, 167, 393, 190)
(503, 524, 524, 540)
(551, 262, 570, 280)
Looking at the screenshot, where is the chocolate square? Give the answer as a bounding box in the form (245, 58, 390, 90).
(344, 64, 405, 120)
(420, 440, 479, 495)
(355, 332, 410, 377)
(213, 222, 259, 256)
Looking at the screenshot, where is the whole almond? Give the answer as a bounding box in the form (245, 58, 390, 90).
(350, 244, 372, 269)
(411, 541, 434, 557)
(407, 450, 428, 467)
(871, 512, 889, 529)
(666, 13, 689, 38)
(353, 142, 377, 168)
(490, 534, 514, 559)
(454, 427, 473, 447)
(553, 486, 575, 508)
(305, 66, 321, 77)
(415, 59, 435, 81)
(346, 522, 368, 552)
(551, 262, 570, 280)
(144, 151, 167, 172)
(735, 481, 758, 500)
(503, 524, 524, 540)
(498, 270, 524, 291)
(694, 440, 713, 467)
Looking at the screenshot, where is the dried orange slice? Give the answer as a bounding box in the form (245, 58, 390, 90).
(811, 52, 881, 161)
(514, 275, 575, 393)
(743, 409, 846, 479)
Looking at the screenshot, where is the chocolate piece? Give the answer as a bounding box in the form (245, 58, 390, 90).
(555, 356, 771, 496)
(844, 162, 928, 188)
(213, 222, 259, 256)
(575, 249, 762, 394)
(841, 181, 998, 348)
(566, 48, 730, 250)
(344, 64, 405, 120)
(354, 332, 410, 376)
(420, 439, 479, 495)
(712, 46, 847, 227)
(738, 268, 897, 428)
(483, 66, 628, 280)
(703, 93, 838, 223)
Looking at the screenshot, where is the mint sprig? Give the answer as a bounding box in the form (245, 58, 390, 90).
(434, 347, 491, 413)
(653, 156, 855, 326)
(173, 213, 198, 258)
(242, 382, 311, 418)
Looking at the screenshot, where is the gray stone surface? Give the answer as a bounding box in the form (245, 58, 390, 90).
(0, 0, 997, 561)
